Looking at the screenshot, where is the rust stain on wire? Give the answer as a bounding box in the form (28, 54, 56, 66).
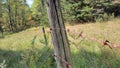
(49, 27, 120, 49)
(77, 32, 120, 49)
(53, 54, 72, 68)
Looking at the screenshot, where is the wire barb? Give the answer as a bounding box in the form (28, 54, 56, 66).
(76, 31, 120, 49)
(53, 54, 72, 68)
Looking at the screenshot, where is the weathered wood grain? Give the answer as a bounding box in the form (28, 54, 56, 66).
(46, 0, 72, 68)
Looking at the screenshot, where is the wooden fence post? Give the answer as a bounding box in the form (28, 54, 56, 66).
(46, 0, 72, 68)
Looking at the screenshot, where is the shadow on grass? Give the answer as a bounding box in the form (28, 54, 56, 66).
(72, 47, 120, 68)
(0, 48, 56, 68)
(1, 45, 120, 68)
(0, 49, 22, 68)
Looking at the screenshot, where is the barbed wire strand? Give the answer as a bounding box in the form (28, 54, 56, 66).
(77, 32, 120, 49)
(53, 54, 72, 68)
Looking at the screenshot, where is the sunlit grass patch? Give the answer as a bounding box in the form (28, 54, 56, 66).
(0, 18, 120, 68)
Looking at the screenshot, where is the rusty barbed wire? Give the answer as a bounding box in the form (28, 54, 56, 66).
(48, 27, 120, 68)
(50, 28, 70, 32)
(49, 27, 120, 49)
(41, 27, 72, 68)
(50, 28, 66, 30)
(77, 31, 120, 49)
(53, 54, 72, 68)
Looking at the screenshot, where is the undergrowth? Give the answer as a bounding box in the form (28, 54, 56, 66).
(0, 19, 120, 68)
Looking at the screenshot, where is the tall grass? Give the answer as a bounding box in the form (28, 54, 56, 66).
(0, 19, 120, 68)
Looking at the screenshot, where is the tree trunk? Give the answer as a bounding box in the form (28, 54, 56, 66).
(46, 0, 72, 68)
(8, 0, 14, 31)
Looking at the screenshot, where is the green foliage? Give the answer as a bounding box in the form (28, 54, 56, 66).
(61, 0, 120, 23)
(1, 0, 31, 32)
(68, 27, 120, 68)
(0, 27, 56, 68)
(1, 0, 120, 33)
(0, 21, 120, 67)
(21, 46, 55, 68)
(31, 0, 49, 27)
(21, 32, 56, 68)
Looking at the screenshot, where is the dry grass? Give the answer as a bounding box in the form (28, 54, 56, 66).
(0, 18, 120, 68)
(66, 18, 120, 68)
(67, 18, 120, 44)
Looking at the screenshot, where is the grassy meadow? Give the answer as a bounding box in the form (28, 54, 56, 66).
(0, 19, 120, 68)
